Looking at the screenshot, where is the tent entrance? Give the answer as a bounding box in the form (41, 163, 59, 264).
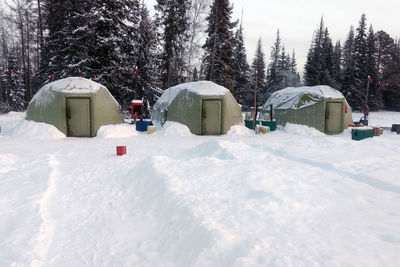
(66, 98, 91, 137)
(202, 100, 222, 135)
(325, 102, 343, 134)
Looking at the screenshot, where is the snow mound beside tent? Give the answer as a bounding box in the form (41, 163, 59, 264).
(282, 123, 326, 137)
(226, 125, 255, 136)
(10, 119, 65, 139)
(155, 121, 194, 136)
(96, 124, 138, 138)
(266, 85, 345, 110)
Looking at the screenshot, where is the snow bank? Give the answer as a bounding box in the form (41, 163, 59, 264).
(265, 85, 344, 110)
(0, 112, 65, 139)
(155, 121, 193, 136)
(96, 124, 138, 138)
(2, 111, 400, 266)
(9, 119, 65, 139)
(281, 123, 326, 137)
(226, 125, 255, 136)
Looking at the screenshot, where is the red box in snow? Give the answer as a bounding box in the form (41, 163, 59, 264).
(116, 146, 127, 156)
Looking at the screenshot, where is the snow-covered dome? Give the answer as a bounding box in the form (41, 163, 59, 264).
(264, 85, 345, 110)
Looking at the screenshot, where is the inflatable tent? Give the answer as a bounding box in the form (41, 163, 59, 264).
(26, 77, 123, 137)
(259, 86, 353, 134)
(152, 81, 242, 135)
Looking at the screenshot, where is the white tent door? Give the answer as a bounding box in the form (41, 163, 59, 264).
(66, 98, 91, 137)
(325, 102, 342, 134)
(202, 100, 222, 135)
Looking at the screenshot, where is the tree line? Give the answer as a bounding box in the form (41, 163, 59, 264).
(304, 15, 400, 111)
(0, 0, 399, 115)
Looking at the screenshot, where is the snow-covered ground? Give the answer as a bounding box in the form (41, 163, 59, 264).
(1, 111, 400, 267)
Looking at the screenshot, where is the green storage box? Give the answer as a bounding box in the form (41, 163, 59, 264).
(244, 120, 276, 131)
(261, 121, 277, 131)
(351, 128, 373, 141)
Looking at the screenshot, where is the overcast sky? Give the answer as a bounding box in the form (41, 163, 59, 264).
(147, 0, 400, 74)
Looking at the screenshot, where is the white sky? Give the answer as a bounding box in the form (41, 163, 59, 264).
(146, 0, 400, 75)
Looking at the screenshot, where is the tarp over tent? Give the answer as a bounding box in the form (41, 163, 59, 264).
(259, 85, 353, 134)
(151, 81, 242, 135)
(26, 77, 123, 137)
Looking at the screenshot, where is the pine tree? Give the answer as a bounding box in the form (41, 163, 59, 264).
(266, 29, 281, 95)
(40, 0, 87, 83)
(251, 38, 266, 106)
(202, 0, 237, 90)
(155, 0, 190, 89)
(375, 30, 398, 110)
(90, 0, 140, 109)
(341, 26, 356, 105)
(331, 41, 342, 90)
(6, 47, 26, 111)
(232, 22, 250, 108)
(352, 13, 369, 110)
(304, 17, 335, 87)
(289, 50, 300, 87)
(135, 2, 161, 116)
(365, 25, 378, 110)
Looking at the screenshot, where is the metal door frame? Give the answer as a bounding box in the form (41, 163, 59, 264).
(201, 99, 222, 135)
(66, 97, 92, 137)
(324, 101, 344, 134)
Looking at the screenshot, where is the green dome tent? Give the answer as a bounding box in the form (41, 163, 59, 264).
(26, 77, 123, 137)
(152, 81, 242, 135)
(259, 85, 353, 134)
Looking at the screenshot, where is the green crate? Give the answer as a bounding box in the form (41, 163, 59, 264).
(351, 128, 373, 141)
(261, 121, 277, 131)
(244, 120, 276, 131)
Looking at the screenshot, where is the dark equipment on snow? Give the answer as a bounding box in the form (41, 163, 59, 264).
(392, 124, 400, 134)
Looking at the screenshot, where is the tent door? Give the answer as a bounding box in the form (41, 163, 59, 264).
(202, 100, 222, 135)
(325, 102, 343, 134)
(66, 98, 91, 137)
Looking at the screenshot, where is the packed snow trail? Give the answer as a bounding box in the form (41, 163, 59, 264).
(1, 112, 400, 266)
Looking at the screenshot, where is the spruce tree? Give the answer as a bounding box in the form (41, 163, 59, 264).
(266, 29, 281, 95)
(342, 26, 357, 106)
(155, 0, 190, 89)
(304, 17, 335, 87)
(352, 13, 369, 110)
(289, 50, 300, 87)
(6, 47, 26, 111)
(251, 38, 266, 106)
(202, 0, 236, 90)
(331, 41, 342, 90)
(232, 22, 250, 108)
(135, 3, 161, 116)
(365, 25, 378, 110)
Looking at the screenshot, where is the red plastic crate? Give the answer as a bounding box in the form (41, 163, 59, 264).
(116, 146, 126, 156)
